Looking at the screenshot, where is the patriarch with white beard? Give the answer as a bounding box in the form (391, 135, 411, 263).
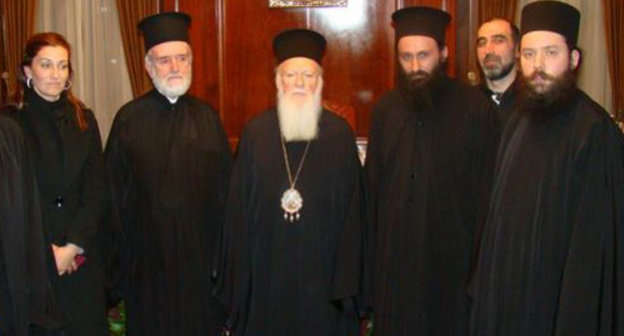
(275, 57, 324, 142)
(219, 28, 362, 336)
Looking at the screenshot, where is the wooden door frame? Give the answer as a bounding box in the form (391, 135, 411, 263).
(0, 0, 7, 106)
(455, 0, 480, 85)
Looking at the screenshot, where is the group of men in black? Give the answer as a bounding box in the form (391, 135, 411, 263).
(1, 1, 623, 335)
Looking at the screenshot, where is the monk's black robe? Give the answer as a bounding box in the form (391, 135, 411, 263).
(481, 77, 519, 127)
(0, 114, 64, 336)
(105, 90, 232, 336)
(469, 89, 624, 336)
(364, 77, 500, 335)
(219, 109, 362, 336)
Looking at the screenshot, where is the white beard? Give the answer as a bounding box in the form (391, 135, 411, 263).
(277, 79, 323, 142)
(150, 70, 192, 99)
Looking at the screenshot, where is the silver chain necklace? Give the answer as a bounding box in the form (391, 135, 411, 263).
(280, 136, 311, 222)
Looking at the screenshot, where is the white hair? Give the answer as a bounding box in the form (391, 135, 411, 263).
(145, 44, 193, 99)
(276, 69, 324, 142)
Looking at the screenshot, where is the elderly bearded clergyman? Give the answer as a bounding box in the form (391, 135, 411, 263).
(105, 12, 232, 336)
(218, 28, 362, 336)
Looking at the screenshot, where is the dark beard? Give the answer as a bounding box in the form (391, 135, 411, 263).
(483, 55, 516, 81)
(397, 62, 446, 111)
(518, 68, 577, 121)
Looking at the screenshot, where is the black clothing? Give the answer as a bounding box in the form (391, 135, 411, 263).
(392, 7, 451, 44)
(481, 78, 519, 127)
(364, 77, 500, 335)
(105, 90, 232, 336)
(273, 29, 326, 65)
(520, 1, 580, 46)
(469, 89, 624, 336)
(138, 12, 191, 51)
(219, 109, 361, 336)
(0, 114, 64, 336)
(16, 88, 108, 336)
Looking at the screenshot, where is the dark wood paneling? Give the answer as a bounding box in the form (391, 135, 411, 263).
(0, 0, 6, 106)
(455, 0, 480, 85)
(163, 0, 476, 140)
(308, 1, 394, 136)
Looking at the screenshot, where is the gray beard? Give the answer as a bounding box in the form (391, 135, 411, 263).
(483, 59, 516, 81)
(150, 72, 192, 99)
(277, 84, 323, 142)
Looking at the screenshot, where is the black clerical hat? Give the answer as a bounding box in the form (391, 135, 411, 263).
(138, 12, 191, 52)
(392, 6, 451, 44)
(521, 1, 580, 46)
(273, 29, 327, 65)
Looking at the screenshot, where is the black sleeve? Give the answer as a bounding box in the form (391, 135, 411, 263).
(210, 110, 234, 282)
(65, 110, 107, 254)
(554, 118, 624, 334)
(0, 115, 65, 333)
(217, 129, 252, 334)
(466, 95, 501, 289)
(103, 111, 133, 299)
(362, 101, 386, 313)
(330, 125, 364, 323)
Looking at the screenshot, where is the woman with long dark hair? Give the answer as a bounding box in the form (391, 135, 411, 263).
(5, 32, 108, 336)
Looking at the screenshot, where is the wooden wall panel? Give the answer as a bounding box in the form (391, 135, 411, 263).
(163, 0, 475, 141)
(455, 0, 480, 84)
(308, 1, 394, 135)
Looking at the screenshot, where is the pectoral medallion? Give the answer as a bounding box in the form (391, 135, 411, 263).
(281, 187, 303, 222)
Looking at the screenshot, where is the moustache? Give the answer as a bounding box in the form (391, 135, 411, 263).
(407, 71, 430, 82)
(528, 71, 555, 82)
(287, 89, 308, 96)
(483, 54, 501, 63)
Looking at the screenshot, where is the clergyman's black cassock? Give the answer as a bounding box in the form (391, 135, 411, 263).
(481, 78, 519, 127)
(364, 76, 500, 335)
(105, 90, 232, 336)
(469, 89, 624, 335)
(0, 114, 64, 336)
(218, 109, 362, 336)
